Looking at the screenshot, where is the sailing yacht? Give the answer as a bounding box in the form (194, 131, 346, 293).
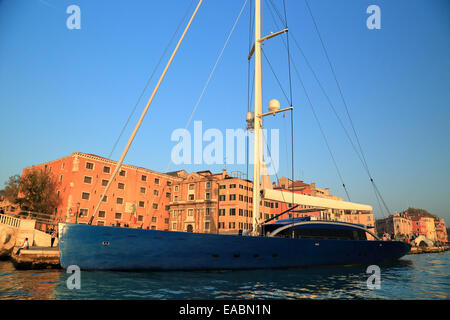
(58, 0, 410, 271)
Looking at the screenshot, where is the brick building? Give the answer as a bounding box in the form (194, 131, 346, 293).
(20, 152, 181, 230)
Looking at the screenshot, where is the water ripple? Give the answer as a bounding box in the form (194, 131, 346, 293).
(0, 252, 449, 300)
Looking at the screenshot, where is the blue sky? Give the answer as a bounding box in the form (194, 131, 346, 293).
(0, 0, 449, 223)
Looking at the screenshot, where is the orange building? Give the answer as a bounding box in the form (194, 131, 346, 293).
(20, 152, 181, 230)
(434, 218, 448, 244)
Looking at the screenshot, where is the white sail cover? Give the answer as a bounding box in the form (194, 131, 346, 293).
(262, 189, 373, 211)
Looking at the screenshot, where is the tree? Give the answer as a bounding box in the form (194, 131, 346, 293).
(0, 174, 21, 202)
(17, 169, 61, 214)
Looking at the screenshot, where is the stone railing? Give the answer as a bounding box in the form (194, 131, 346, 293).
(0, 214, 21, 228)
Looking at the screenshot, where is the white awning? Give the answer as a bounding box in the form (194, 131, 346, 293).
(262, 189, 373, 211)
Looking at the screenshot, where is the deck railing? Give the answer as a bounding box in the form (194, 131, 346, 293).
(0, 214, 21, 228)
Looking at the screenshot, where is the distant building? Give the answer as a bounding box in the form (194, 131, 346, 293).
(434, 218, 448, 244)
(375, 212, 412, 238)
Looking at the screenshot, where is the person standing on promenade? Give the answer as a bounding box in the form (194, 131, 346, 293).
(51, 229, 57, 247)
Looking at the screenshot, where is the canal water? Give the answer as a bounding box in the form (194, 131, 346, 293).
(0, 252, 448, 300)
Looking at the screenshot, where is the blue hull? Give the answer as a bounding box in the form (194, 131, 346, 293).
(58, 223, 411, 271)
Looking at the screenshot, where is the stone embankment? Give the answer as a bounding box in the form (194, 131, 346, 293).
(10, 247, 60, 269)
(409, 246, 449, 254)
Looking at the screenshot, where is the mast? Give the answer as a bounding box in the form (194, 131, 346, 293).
(252, 0, 262, 235)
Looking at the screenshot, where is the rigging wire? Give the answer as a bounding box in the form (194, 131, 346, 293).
(166, 0, 249, 172)
(304, 0, 390, 215)
(265, 0, 351, 202)
(246, 0, 253, 231)
(108, 0, 196, 159)
(84, 0, 196, 211)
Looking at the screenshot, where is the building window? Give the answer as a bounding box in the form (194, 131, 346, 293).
(118, 182, 125, 190)
(188, 209, 194, 216)
(98, 211, 106, 218)
(141, 175, 147, 182)
(218, 222, 225, 229)
(115, 212, 122, 220)
(229, 222, 235, 229)
(119, 170, 126, 177)
(61, 162, 65, 170)
(81, 192, 90, 200)
(59, 175, 63, 182)
(229, 208, 236, 216)
(84, 176, 92, 184)
(188, 194, 195, 201)
(219, 185, 225, 189)
(153, 190, 159, 196)
(140, 187, 146, 194)
(166, 192, 171, 199)
(101, 195, 107, 202)
(174, 195, 178, 202)
(154, 178, 160, 185)
(229, 194, 236, 201)
(174, 185, 179, 192)
(219, 209, 225, 216)
(206, 181, 211, 189)
(103, 166, 110, 174)
(172, 222, 177, 230)
(116, 197, 123, 204)
(219, 195, 225, 201)
(206, 192, 211, 200)
(204, 221, 210, 231)
(167, 181, 172, 186)
(137, 215, 143, 222)
(152, 203, 158, 210)
(85, 162, 94, 170)
(151, 217, 157, 223)
(189, 184, 195, 190)
(239, 209, 243, 216)
(205, 208, 211, 216)
(139, 201, 145, 208)
(79, 208, 88, 217)
(102, 179, 108, 186)
(97, 221, 105, 226)
(239, 195, 243, 201)
(230, 184, 236, 188)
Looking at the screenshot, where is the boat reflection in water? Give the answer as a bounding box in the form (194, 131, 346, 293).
(52, 259, 417, 300)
